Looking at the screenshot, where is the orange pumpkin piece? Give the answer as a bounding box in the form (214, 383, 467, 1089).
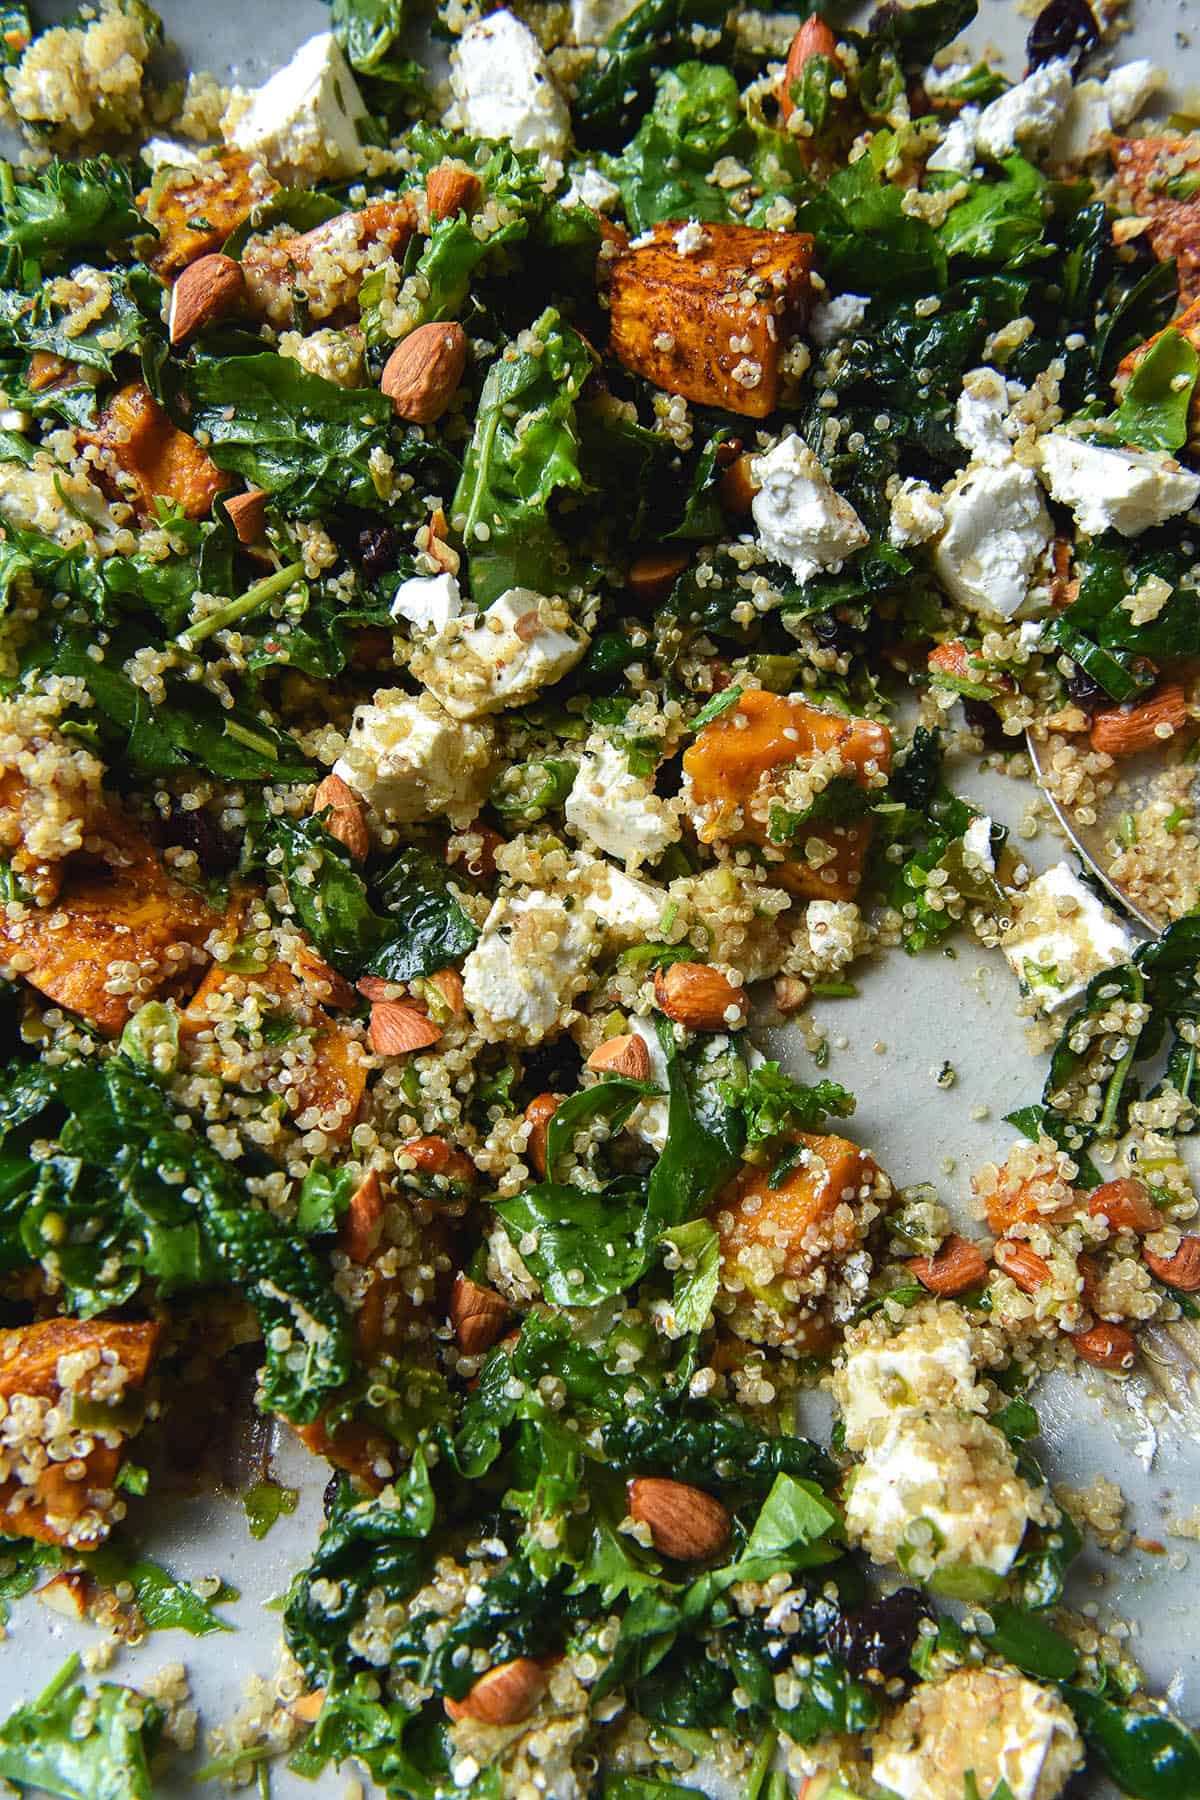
(682, 688, 891, 900)
(0, 815, 215, 1036)
(139, 150, 278, 277)
(711, 1132, 879, 1306)
(81, 381, 229, 520)
(1112, 137, 1200, 303)
(241, 199, 416, 328)
(974, 1154, 1079, 1236)
(0, 1318, 161, 1548)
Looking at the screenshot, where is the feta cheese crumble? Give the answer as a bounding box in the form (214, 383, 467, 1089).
(933, 461, 1052, 620)
(333, 691, 494, 825)
(462, 890, 598, 1045)
(413, 589, 588, 720)
(808, 293, 869, 347)
(1037, 433, 1200, 539)
(390, 571, 463, 635)
(565, 743, 680, 869)
(450, 12, 570, 157)
(1000, 861, 1136, 1013)
(751, 437, 869, 583)
(975, 58, 1073, 161)
(229, 32, 367, 185)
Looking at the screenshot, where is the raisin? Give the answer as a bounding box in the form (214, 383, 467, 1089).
(1064, 659, 1102, 708)
(1026, 0, 1099, 74)
(165, 801, 238, 874)
(357, 523, 399, 582)
(961, 696, 1008, 751)
(829, 1588, 934, 1684)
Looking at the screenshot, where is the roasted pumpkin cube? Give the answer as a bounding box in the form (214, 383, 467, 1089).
(972, 1147, 1081, 1236)
(181, 952, 366, 1142)
(682, 688, 891, 900)
(1112, 137, 1200, 303)
(712, 1132, 881, 1304)
(80, 381, 229, 520)
(0, 1317, 161, 1548)
(0, 818, 216, 1035)
(608, 222, 814, 418)
(242, 199, 416, 329)
(140, 150, 278, 278)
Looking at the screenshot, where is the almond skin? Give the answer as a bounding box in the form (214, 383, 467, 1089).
(169, 252, 245, 345)
(780, 15, 839, 120)
(1144, 1235, 1200, 1291)
(295, 945, 358, 1012)
(224, 488, 267, 545)
(1072, 1321, 1138, 1371)
(401, 1134, 475, 1186)
(908, 1234, 988, 1297)
(587, 1032, 651, 1081)
(381, 322, 468, 424)
(339, 1168, 385, 1263)
(654, 961, 748, 1031)
(1088, 1177, 1159, 1235)
(444, 1658, 545, 1726)
(523, 1092, 560, 1178)
(994, 1240, 1052, 1294)
(1090, 682, 1190, 757)
(629, 1477, 731, 1561)
(450, 1273, 510, 1355)
(368, 1001, 443, 1056)
(426, 161, 483, 222)
(312, 773, 370, 862)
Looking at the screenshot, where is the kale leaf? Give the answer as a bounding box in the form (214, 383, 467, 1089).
(0, 159, 142, 279)
(0, 1654, 164, 1800)
(572, 0, 731, 145)
(726, 1062, 856, 1145)
(604, 64, 750, 233)
(1108, 325, 1199, 453)
(1066, 1687, 1200, 1800)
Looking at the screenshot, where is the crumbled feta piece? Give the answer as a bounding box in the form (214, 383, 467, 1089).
(1104, 59, 1164, 127)
(802, 899, 863, 977)
(954, 366, 1012, 467)
(230, 32, 367, 184)
(141, 136, 207, 172)
(1048, 78, 1113, 164)
(450, 12, 570, 157)
(833, 1306, 980, 1451)
(561, 164, 622, 213)
(751, 437, 869, 583)
(565, 743, 680, 869)
(414, 589, 588, 720)
(462, 889, 598, 1045)
(576, 862, 666, 945)
(926, 106, 979, 175)
(934, 461, 1052, 620)
(975, 58, 1073, 161)
(888, 478, 946, 549)
(1037, 432, 1200, 538)
(570, 0, 638, 41)
(808, 293, 869, 347)
(1018, 619, 1043, 653)
(673, 219, 709, 257)
(390, 571, 462, 635)
(962, 814, 995, 871)
(872, 1669, 1083, 1800)
(333, 690, 494, 825)
(629, 1015, 672, 1149)
(1000, 861, 1135, 1013)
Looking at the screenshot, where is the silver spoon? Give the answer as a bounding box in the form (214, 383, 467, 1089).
(1025, 729, 1162, 935)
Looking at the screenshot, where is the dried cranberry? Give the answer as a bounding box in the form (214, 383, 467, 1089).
(830, 1588, 934, 1684)
(165, 801, 238, 874)
(961, 696, 1008, 751)
(1026, 0, 1099, 74)
(357, 523, 399, 583)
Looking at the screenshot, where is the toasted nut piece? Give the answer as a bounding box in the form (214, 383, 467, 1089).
(287, 1691, 325, 1725)
(339, 1168, 385, 1263)
(654, 961, 748, 1031)
(779, 14, 839, 120)
(426, 967, 466, 1017)
(773, 974, 809, 1016)
(168, 252, 245, 345)
(225, 488, 268, 545)
(312, 772, 370, 862)
(628, 547, 689, 606)
(587, 1033, 651, 1081)
(427, 161, 483, 221)
(994, 1240, 1052, 1294)
(1089, 1177, 1159, 1234)
(718, 451, 760, 516)
(381, 322, 468, 424)
(628, 1477, 731, 1561)
(1144, 1235, 1200, 1291)
(1072, 1321, 1138, 1370)
(1090, 682, 1189, 757)
(369, 1001, 443, 1055)
(445, 1658, 546, 1726)
(295, 945, 358, 1012)
(908, 1234, 988, 1297)
(523, 1093, 560, 1178)
(36, 1571, 89, 1621)
(1078, 1252, 1103, 1311)
(450, 1273, 510, 1355)
(357, 975, 396, 1003)
(401, 1134, 475, 1185)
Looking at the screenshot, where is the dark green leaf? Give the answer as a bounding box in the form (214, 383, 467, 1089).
(0, 1655, 164, 1800)
(1109, 326, 1200, 453)
(1066, 1687, 1200, 1800)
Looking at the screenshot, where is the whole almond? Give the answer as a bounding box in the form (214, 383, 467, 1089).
(313, 773, 369, 861)
(1090, 682, 1190, 758)
(450, 1273, 509, 1355)
(1144, 1235, 1200, 1291)
(780, 15, 839, 120)
(381, 322, 468, 424)
(339, 1168, 385, 1263)
(654, 962, 748, 1032)
(994, 1240, 1052, 1294)
(369, 1001, 443, 1056)
(1088, 1177, 1159, 1235)
(169, 252, 245, 345)
(628, 1477, 731, 1561)
(445, 1658, 545, 1726)
(225, 488, 268, 545)
(908, 1234, 987, 1297)
(1071, 1321, 1138, 1371)
(587, 1032, 651, 1081)
(427, 162, 483, 222)
(523, 1092, 560, 1178)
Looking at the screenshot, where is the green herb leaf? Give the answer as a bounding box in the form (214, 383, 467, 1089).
(0, 1654, 165, 1799)
(1109, 326, 1200, 453)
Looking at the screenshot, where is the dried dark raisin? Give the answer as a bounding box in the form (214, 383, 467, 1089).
(830, 1587, 934, 1684)
(1026, 0, 1099, 74)
(357, 523, 400, 582)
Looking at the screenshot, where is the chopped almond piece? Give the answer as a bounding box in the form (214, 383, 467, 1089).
(908, 1235, 988, 1296)
(80, 381, 229, 520)
(609, 222, 813, 418)
(1090, 683, 1190, 757)
(339, 1169, 386, 1263)
(140, 150, 278, 278)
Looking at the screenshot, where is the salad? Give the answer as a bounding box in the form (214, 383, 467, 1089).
(0, 0, 1198, 1794)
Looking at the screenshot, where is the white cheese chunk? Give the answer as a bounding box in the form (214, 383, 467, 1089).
(1000, 861, 1135, 1012)
(450, 12, 570, 157)
(808, 293, 869, 347)
(954, 366, 1012, 467)
(751, 437, 869, 584)
(1037, 432, 1200, 538)
(0, 463, 115, 549)
(962, 814, 995, 872)
(570, 0, 640, 42)
(561, 163, 622, 213)
(390, 571, 462, 635)
(414, 589, 587, 720)
(835, 1310, 979, 1452)
(888, 477, 946, 549)
(926, 106, 980, 175)
(629, 1015, 672, 1150)
(803, 899, 864, 977)
(933, 461, 1052, 620)
(1048, 78, 1113, 164)
(975, 58, 1074, 161)
(873, 1669, 1083, 1800)
(576, 862, 666, 945)
(1105, 59, 1164, 127)
(333, 690, 494, 826)
(141, 136, 207, 172)
(565, 743, 680, 869)
(230, 32, 367, 185)
(462, 889, 598, 1045)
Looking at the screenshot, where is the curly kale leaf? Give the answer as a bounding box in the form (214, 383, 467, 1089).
(572, 0, 731, 145)
(0, 1654, 164, 1800)
(726, 1062, 856, 1146)
(0, 159, 142, 280)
